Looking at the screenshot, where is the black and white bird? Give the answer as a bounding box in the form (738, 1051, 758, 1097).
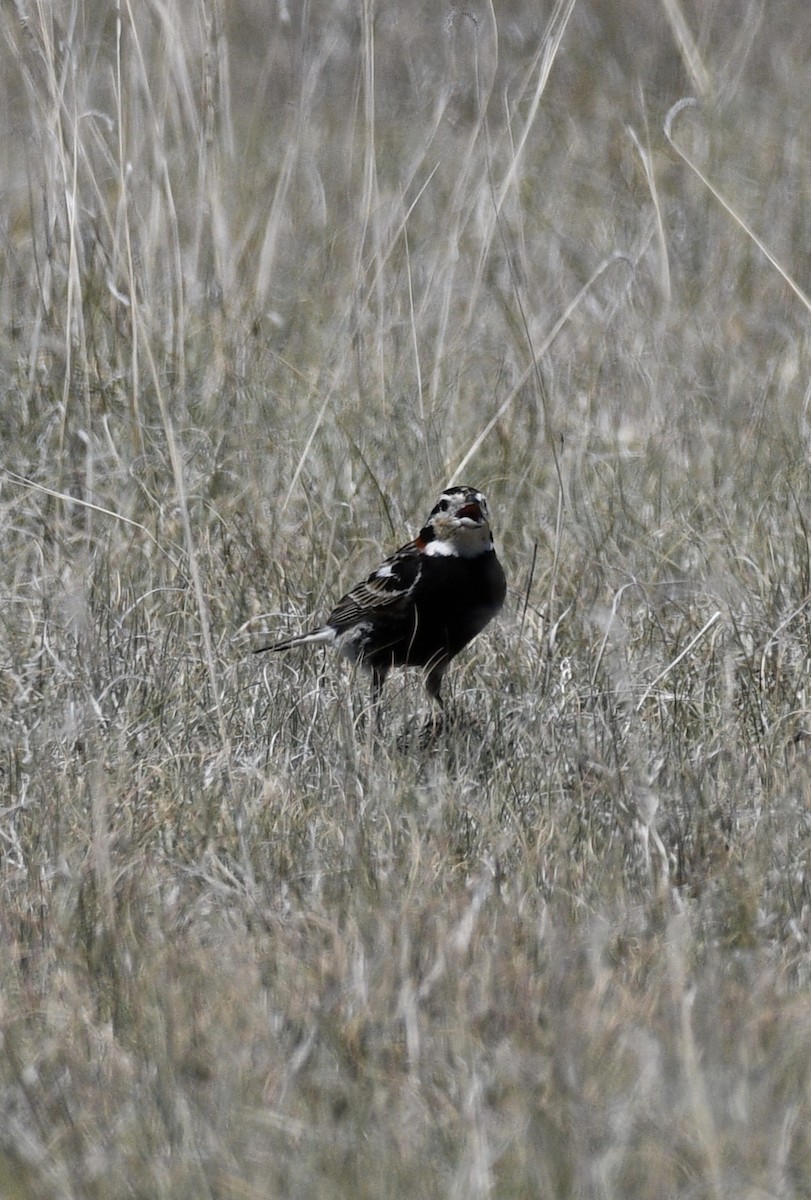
(256, 486, 506, 719)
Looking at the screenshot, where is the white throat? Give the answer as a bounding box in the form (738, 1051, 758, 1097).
(424, 527, 494, 558)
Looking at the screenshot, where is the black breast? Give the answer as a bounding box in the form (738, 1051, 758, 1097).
(365, 550, 506, 671)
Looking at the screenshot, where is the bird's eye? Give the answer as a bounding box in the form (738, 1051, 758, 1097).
(438, 499, 450, 512)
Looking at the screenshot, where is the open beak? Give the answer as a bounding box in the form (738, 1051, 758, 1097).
(457, 501, 484, 524)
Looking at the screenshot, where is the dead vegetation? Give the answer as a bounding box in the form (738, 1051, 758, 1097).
(2, 0, 811, 1196)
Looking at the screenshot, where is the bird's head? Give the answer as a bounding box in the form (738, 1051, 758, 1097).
(417, 486, 496, 558)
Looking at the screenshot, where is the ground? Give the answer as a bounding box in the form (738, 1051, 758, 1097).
(2, 1, 811, 1196)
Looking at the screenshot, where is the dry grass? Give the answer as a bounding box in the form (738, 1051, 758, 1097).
(2, 0, 811, 1195)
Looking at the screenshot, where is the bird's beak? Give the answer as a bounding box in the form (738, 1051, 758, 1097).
(457, 501, 484, 524)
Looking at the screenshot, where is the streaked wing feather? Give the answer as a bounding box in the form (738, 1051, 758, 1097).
(327, 541, 422, 631)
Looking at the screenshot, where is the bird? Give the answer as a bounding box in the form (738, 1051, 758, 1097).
(255, 485, 506, 723)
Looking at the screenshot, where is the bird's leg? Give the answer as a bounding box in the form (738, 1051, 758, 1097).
(423, 664, 447, 740)
(370, 666, 387, 732)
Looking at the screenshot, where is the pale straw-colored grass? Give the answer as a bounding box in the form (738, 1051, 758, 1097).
(2, 1, 811, 1195)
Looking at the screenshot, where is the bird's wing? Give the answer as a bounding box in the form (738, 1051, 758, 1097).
(327, 540, 423, 631)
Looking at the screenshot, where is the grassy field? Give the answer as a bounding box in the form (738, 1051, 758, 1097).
(2, 0, 811, 1195)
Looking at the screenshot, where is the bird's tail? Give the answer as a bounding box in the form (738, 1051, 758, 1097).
(254, 628, 333, 654)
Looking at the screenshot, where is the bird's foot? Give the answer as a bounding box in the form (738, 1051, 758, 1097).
(419, 708, 445, 748)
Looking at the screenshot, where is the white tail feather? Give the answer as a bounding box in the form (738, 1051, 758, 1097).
(254, 627, 334, 654)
